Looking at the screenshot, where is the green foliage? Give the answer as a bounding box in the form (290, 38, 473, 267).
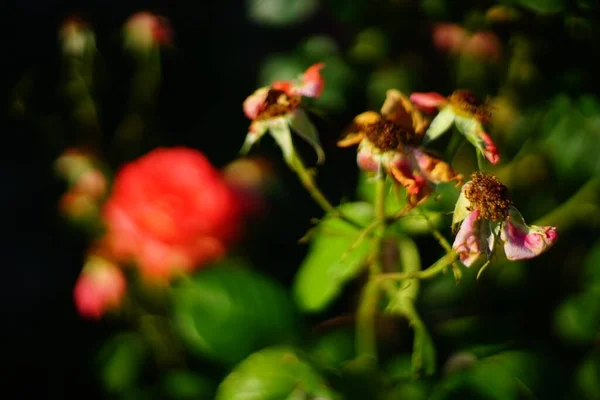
(246, 0, 319, 26)
(308, 327, 356, 370)
(215, 346, 340, 400)
(293, 202, 373, 312)
(171, 262, 297, 365)
(542, 94, 600, 180)
(97, 332, 147, 394)
(161, 370, 216, 399)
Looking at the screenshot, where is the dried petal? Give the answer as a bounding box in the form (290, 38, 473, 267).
(410, 92, 448, 114)
(501, 207, 558, 260)
(297, 63, 325, 98)
(381, 89, 428, 135)
(243, 87, 269, 120)
(452, 210, 489, 267)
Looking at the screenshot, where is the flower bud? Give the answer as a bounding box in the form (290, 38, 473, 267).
(432, 23, 468, 54)
(124, 12, 172, 52)
(463, 32, 502, 62)
(73, 256, 126, 319)
(58, 17, 95, 57)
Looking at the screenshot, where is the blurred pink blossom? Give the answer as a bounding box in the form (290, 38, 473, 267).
(74, 257, 126, 319)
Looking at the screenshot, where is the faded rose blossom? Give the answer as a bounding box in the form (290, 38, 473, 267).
(241, 63, 326, 166)
(432, 23, 468, 54)
(338, 89, 462, 206)
(124, 12, 172, 51)
(410, 90, 500, 164)
(452, 172, 558, 269)
(55, 148, 108, 199)
(223, 157, 276, 216)
(59, 17, 95, 56)
(59, 191, 99, 222)
(463, 32, 502, 62)
(73, 256, 126, 319)
(432, 23, 502, 62)
(102, 147, 241, 281)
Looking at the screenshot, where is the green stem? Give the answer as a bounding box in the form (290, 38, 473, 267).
(355, 176, 388, 365)
(290, 153, 364, 229)
(355, 279, 380, 364)
(377, 251, 459, 282)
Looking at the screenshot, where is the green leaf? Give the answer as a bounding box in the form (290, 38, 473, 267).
(554, 291, 600, 346)
(162, 371, 216, 399)
(572, 351, 600, 400)
(216, 346, 339, 400)
(246, 0, 319, 26)
(424, 107, 455, 144)
(171, 263, 297, 365)
(97, 332, 146, 394)
(293, 202, 374, 312)
(517, 0, 566, 14)
(348, 28, 389, 64)
(269, 118, 296, 166)
(309, 327, 356, 369)
(288, 109, 325, 164)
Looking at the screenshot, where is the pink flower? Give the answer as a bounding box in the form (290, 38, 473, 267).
(59, 17, 95, 56)
(410, 90, 500, 165)
(433, 23, 468, 54)
(124, 12, 172, 51)
(338, 90, 462, 205)
(74, 257, 126, 319)
(102, 147, 241, 281)
(463, 32, 502, 62)
(240, 63, 326, 166)
(408, 92, 448, 114)
(432, 24, 502, 62)
(452, 173, 558, 268)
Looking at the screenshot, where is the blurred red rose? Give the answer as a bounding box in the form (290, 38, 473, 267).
(103, 147, 240, 281)
(74, 256, 126, 319)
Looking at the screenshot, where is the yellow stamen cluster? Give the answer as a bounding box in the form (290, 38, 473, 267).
(464, 172, 512, 221)
(256, 89, 301, 120)
(353, 112, 417, 152)
(449, 90, 492, 122)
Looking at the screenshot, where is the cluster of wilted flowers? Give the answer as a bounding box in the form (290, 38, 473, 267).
(241, 63, 557, 270)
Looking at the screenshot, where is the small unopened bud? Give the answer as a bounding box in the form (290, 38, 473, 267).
(486, 6, 521, 24)
(432, 23, 468, 54)
(463, 32, 502, 62)
(58, 17, 95, 56)
(124, 12, 172, 52)
(74, 256, 126, 319)
(59, 191, 99, 222)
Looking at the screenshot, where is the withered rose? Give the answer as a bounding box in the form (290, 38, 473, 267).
(338, 89, 462, 206)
